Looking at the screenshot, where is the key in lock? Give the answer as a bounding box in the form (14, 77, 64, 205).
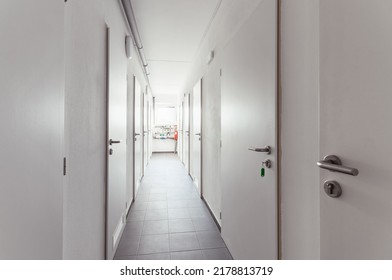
(261, 159, 272, 177)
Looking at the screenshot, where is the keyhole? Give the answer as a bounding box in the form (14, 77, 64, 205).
(327, 183, 334, 195)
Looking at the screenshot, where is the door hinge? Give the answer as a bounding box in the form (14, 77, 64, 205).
(63, 157, 67, 176)
(220, 140, 222, 148)
(220, 212, 222, 220)
(220, 69, 222, 77)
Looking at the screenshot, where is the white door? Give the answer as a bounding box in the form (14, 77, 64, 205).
(143, 91, 148, 173)
(134, 77, 143, 195)
(178, 103, 183, 161)
(319, 0, 392, 259)
(182, 95, 190, 172)
(192, 80, 202, 195)
(0, 0, 64, 259)
(221, 0, 277, 260)
(106, 27, 127, 260)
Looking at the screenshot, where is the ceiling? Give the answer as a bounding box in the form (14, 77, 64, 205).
(131, 0, 221, 98)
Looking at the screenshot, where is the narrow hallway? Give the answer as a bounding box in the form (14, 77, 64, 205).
(114, 153, 232, 260)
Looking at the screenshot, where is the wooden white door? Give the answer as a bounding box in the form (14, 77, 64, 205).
(143, 91, 148, 173)
(106, 27, 128, 260)
(134, 77, 143, 194)
(0, 0, 65, 259)
(192, 80, 202, 195)
(221, 0, 277, 260)
(178, 103, 183, 160)
(319, 0, 392, 259)
(182, 95, 190, 172)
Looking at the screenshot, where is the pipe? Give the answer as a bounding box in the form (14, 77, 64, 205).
(120, 0, 150, 78)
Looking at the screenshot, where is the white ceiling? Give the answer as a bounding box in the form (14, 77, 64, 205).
(131, 0, 221, 97)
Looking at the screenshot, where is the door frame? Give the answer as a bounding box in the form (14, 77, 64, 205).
(200, 79, 204, 198)
(104, 25, 110, 260)
(276, 0, 282, 260)
(187, 93, 191, 174)
(132, 75, 136, 201)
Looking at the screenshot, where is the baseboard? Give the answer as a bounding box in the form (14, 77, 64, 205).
(201, 197, 221, 232)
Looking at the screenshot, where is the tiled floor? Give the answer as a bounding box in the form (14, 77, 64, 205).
(114, 153, 232, 260)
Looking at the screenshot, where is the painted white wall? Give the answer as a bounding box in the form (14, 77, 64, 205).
(280, 0, 320, 259)
(182, 0, 263, 223)
(201, 61, 222, 221)
(0, 0, 65, 259)
(64, 0, 148, 259)
(64, 0, 106, 260)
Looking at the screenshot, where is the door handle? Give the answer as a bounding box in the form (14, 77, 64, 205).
(248, 146, 271, 155)
(109, 139, 121, 145)
(195, 133, 201, 136)
(317, 155, 359, 176)
(134, 133, 141, 137)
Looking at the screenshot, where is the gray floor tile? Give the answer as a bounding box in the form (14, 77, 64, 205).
(186, 199, 204, 208)
(132, 253, 171, 260)
(116, 154, 232, 260)
(168, 200, 190, 209)
(114, 255, 138, 260)
(149, 194, 167, 201)
(169, 219, 195, 233)
(168, 208, 190, 220)
(192, 218, 219, 232)
(171, 250, 204, 260)
(148, 201, 168, 210)
(203, 248, 233, 260)
(132, 201, 149, 211)
(123, 221, 144, 236)
(136, 194, 149, 202)
(142, 220, 169, 235)
(145, 209, 168, 221)
(115, 235, 140, 257)
(169, 232, 200, 252)
(188, 207, 209, 219)
(137, 189, 150, 195)
(149, 188, 167, 194)
(127, 210, 146, 222)
(138, 234, 170, 255)
(196, 231, 226, 249)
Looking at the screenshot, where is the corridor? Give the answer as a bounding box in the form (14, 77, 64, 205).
(114, 154, 232, 260)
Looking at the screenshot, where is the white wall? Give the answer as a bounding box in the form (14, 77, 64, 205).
(64, 0, 148, 259)
(0, 0, 65, 259)
(183, 0, 263, 223)
(280, 0, 320, 259)
(201, 60, 222, 221)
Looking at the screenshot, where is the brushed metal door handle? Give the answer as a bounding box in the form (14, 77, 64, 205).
(317, 155, 359, 176)
(248, 146, 271, 155)
(109, 139, 121, 145)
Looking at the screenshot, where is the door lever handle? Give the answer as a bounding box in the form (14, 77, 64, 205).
(248, 146, 271, 154)
(134, 133, 141, 137)
(317, 155, 359, 176)
(195, 133, 201, 136)
(109, 139, 121, 145)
